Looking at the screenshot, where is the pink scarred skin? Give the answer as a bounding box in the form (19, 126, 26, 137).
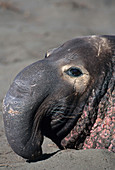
(61, 76, 115, 152)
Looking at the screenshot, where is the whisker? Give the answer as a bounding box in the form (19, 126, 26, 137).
(60, 115, 76, 119)
(31, 91, 78, 140)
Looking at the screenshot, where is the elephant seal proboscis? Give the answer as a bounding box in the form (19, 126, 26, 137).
(2, 35, 115, 161)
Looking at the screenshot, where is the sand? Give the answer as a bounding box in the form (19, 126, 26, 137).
(0, 0, 115, 169)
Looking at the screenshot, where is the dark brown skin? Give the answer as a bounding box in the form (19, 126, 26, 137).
(2, 35, 115, 161)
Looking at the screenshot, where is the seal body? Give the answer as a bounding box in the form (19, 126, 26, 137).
(2, 35, 115, 161)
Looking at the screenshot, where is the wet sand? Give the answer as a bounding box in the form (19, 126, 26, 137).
(0, 0, 115, 169)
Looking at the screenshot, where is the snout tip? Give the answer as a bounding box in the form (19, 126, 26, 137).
(26, 147, 43, 162)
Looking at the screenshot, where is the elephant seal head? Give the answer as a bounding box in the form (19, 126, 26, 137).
(2, 35, 115, 161)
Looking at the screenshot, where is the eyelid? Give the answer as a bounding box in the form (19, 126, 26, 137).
(61, 65, 89, 78)
(65, 67, 83, 77)
(66, 67, 82, 73)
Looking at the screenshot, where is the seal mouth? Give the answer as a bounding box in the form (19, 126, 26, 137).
(37, 92, 82, 149)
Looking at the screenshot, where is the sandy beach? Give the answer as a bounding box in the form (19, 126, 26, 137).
(0, 0, 115, 169)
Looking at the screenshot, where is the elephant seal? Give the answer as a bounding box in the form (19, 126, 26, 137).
(2, 35, 115, 161)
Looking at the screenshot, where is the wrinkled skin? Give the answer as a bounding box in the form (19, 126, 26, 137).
(2, 35, 115, 161)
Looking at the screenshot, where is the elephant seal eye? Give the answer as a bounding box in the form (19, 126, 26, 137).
(65, 67, 83, 77)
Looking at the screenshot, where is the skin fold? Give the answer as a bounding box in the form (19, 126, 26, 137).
(2, 35, 115, 161)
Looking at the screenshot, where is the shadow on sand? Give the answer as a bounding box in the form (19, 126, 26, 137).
(26, 150, 60, 163)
